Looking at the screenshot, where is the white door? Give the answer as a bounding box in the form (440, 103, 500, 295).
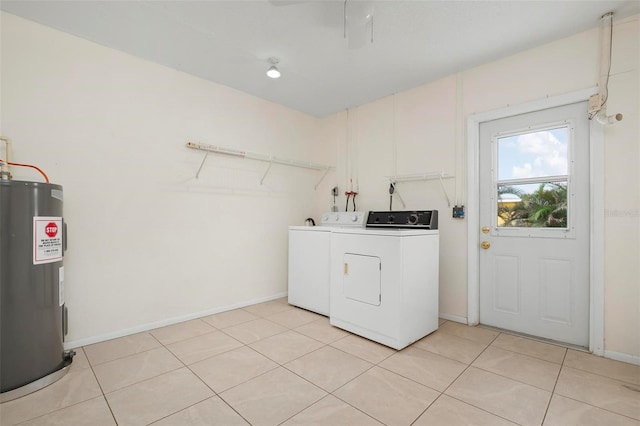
(479, 101, 589, 346)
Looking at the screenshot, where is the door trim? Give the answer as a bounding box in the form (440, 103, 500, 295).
(466, 87, 605, 355)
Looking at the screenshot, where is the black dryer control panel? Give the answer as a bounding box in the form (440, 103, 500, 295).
(366, 210, 438, 229)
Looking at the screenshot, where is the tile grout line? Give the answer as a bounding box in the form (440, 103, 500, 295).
(158, 326, 254, 426)
(540, 346, 568, 425)
(550, 353, 640, 422)
(84, 347, 120, 425)
(406, 330, 507, 425)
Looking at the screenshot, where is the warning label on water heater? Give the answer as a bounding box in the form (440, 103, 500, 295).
(33, 216, 63, 265)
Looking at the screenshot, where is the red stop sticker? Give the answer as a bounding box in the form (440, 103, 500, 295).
(45, 222, 58, 238)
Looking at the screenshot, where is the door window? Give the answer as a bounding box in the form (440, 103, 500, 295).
(492, 124, 575, 238)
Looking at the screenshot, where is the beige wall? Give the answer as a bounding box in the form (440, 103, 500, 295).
(314, 15, 639, 361)
(1, 12, 321, 346)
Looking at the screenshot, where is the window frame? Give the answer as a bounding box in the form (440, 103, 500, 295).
(490, 120, 576, 239)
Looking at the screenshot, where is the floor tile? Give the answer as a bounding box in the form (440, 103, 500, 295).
(330, 334, 396, 364)
(219, 367, 326, 426)
(285, 346, 372, 392)
(265, 308, 322, 329)
(414, 394, 517, 426)
(249, 330, 324, 364)
(445, 367, 551, 426)
(379, 346, 467, 391)
(0, 367, 102, 425)
(472, 346, 560, 391)
(201, 309, 259, 329)
(413, 330, 487, 364)
(491, 333, 567, 364)
(554, 366, 640, 420)
(68, 347, 91, 370)
(222, 318, 287, 344)
(93, 347, 183, 393)
(281, 395, 383, 425)
(241, 299, 293, 317)
(543, 394, 640, 426)
(564, 349, 640, 385)
(166, 330, 243, 365)
(17, 396, 116, 426)
(293, 318, 350, 344)
(106, 367, 213, 426)
(152, 396, 249, 426)
(83, 333, 161, 366)
(333, 366, 440, 425)
(150, 319, 216, 345)
(438, 321, 499, 345)
(190, 346, 278, 393)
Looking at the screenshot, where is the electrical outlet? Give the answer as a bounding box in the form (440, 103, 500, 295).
(453, 205, 465, 219)
(588, 93, 602, 114)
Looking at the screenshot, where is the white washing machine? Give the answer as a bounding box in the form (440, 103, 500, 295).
(288, 212, 366, 316)
(330, 210, 439, 349)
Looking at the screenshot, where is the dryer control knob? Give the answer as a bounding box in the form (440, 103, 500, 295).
(351, 215, 358, 222)
(408, 214, 419, 225)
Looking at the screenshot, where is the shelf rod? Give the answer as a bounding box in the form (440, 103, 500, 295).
(387, 171, 453, 182)
(187, 141, 330, 171)
(387, 171, 454, 207)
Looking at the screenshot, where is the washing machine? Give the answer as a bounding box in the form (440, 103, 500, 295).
(288, 212, 366, 315)
(330, 210, 439, 349)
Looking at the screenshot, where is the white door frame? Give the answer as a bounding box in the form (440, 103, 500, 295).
(466, 87, 605, 355)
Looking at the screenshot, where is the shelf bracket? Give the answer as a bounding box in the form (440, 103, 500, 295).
(439, 176, 452, 207)
(195, 153, 209, 179)
(260, 159, 274, 185)
(314, 167, 332, 190)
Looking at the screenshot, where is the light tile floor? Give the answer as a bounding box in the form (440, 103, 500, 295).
(2, 298, 639, 426)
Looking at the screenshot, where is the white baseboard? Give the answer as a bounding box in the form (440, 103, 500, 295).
(439, 313, 468, 324)
(604, 350, 640, 366)
(64, 291, 288, 350)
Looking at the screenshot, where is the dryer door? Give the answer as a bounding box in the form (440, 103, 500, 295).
(343, 253, 381, 306)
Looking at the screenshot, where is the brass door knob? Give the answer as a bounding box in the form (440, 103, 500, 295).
(481, 226, 490, 234)
(481, 241, 490, 249)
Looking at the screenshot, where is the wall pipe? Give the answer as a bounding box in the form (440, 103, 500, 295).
(0, 136, 11, 180)
(595, 11, 623, 125)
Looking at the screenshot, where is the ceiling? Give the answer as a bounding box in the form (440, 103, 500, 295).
(2, 1, 638, 117)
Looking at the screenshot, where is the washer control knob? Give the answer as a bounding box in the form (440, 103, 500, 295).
(323, 215, 329, 221)
(388, 215, 395, 223)
(408, 214, 419, 225)
(352, 215, 358, 222)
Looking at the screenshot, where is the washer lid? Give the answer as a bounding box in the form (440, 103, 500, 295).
(288, 226, 331, 232)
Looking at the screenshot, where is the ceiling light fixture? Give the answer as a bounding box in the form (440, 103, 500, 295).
(266, 57, 281, 79)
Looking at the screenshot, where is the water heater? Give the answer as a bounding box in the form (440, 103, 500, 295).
(0, 180, 74, 402)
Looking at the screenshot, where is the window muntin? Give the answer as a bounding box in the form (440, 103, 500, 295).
(493, 125, 573, 236)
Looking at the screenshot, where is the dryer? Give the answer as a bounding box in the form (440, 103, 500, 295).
(330, 211, 439, 349)
(288, 212, 366, 315)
